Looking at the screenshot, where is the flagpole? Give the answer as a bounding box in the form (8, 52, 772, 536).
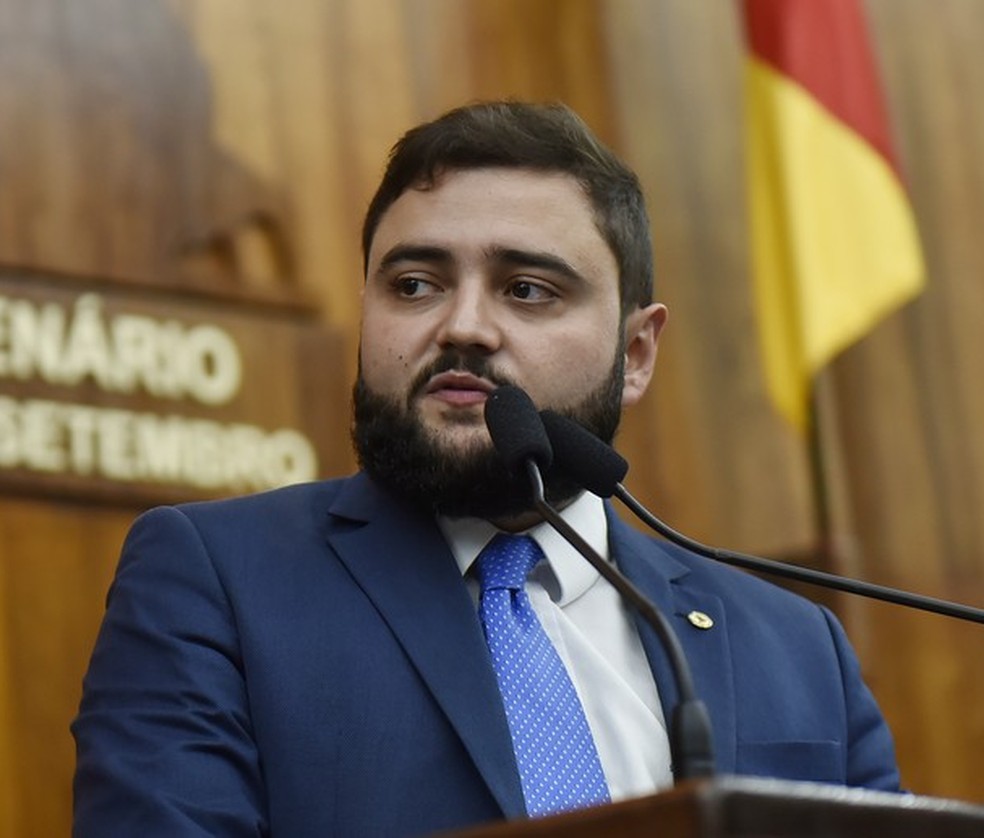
(807, 368, 873, 647)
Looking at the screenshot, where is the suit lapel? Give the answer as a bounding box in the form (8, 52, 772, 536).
(324, 475, 526, 818)
(609, 510, 738, 775)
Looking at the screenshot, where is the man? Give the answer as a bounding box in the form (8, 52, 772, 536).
(73, 101, 900, 836)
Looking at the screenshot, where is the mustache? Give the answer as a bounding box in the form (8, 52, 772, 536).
(407, 349, 515, 405)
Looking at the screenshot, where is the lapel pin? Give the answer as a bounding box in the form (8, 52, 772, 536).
(686, 610, 714, 630)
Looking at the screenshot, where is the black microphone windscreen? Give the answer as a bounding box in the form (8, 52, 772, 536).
(484, 386, 553, 474)
(540, 411, 628, 497)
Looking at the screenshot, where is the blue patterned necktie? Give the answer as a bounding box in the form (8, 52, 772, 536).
(476, 533, 610, 817)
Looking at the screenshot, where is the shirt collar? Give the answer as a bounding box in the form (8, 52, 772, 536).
(438, 491, 609, 606)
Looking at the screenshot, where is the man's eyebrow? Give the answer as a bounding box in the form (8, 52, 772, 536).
(377, 244, 453, 271)
(488, 247, 584, 283)
(376, 243, 585, 284)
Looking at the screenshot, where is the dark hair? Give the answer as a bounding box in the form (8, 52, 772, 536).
(361, 101, 654, 314)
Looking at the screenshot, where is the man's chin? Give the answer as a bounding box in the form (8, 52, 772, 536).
(353, 360, 623, 519)
(422, 423, 492, 455)
(416, 399, 489, 430)
(353, 381, 520, 517)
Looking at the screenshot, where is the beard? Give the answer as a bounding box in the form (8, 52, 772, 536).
(352, 346, 625, 519)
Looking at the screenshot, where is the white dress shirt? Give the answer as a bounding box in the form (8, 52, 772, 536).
(439, 491, 674, 801)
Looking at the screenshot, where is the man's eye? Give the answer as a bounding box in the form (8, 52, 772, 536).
(508, 280, 553, 301)
(396, 277, 436, 297)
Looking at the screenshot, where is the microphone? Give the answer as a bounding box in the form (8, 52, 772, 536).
(485, 386, 716, 781)
(484, 386, 553, 473)
(539, 411, 984, 626)
(539, 411, 628, 496)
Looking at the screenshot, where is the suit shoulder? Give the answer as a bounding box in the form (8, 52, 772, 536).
(679, 540, 823, 614)
(175, 476, 350, 523)
(124, 476, 356, 562)
(617, 519, 827, 622)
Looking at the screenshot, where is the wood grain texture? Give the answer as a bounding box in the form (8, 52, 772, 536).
(823, 0, 984, 802)
(0, 501, 130, 837)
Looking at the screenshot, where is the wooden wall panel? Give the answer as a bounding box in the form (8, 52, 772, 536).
(0, 0, 298, 304)
(824, 0, 984, 803)
(0, 501, 130, 837)
(0, 3, 351, 835)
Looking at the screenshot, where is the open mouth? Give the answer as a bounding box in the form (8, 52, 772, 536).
(424, 371, 496, 406)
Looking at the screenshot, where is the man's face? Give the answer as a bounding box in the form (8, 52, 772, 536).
(355, 167, 664, 519)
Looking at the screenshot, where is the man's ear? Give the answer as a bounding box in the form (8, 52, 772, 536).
(621, 303, 668, 407)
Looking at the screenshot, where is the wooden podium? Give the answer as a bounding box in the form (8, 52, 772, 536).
(447, 776, 984, 837)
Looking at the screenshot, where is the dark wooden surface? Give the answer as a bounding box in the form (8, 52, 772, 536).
(445, 777, 984, 838)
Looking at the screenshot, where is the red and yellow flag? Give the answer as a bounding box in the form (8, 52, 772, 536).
(743, 0, 925, 429)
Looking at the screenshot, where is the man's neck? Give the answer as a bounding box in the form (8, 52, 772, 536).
(486, 492, 581, 533)
(487, 509, 545, 533)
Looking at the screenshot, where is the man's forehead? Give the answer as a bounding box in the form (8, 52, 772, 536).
(368, 168, 611, 267)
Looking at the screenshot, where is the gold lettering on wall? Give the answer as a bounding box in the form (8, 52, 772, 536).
(0, 293, 243, 404)
(0, 273, 335, 506)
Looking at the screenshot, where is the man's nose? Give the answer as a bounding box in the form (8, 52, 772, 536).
(435, 285, 502, 352)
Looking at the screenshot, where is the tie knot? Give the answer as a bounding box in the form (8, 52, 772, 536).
(476, 534, 544, 592)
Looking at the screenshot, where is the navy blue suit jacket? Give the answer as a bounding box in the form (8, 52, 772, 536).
(73, 473, 899, 836)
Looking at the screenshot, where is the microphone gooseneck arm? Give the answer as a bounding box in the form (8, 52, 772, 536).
(484, 386, 715, 781)
(524, 459, 716, 781)
(540, 408, 984, 626)
(615, 484, 984, 626)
